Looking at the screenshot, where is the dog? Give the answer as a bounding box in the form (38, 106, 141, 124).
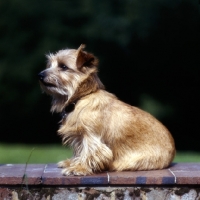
(38, 44, 175, 175)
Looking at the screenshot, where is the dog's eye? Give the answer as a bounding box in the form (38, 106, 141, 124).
(59, 64, 68, 70)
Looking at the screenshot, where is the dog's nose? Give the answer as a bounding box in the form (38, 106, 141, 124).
(38, 71, 45, 80)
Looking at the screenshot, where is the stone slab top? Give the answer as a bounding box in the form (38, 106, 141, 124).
(0, 163, 200, 186)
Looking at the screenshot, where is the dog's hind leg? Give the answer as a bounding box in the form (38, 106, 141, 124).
(111, 150, 169, 171)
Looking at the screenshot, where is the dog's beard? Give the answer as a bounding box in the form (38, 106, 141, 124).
(51, 94, 68, 113)
(40, 82, 68, 96)
(40, 79, 78, 113)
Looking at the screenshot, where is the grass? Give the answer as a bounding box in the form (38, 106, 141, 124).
(0, 143, 200, 163)
(0, 143, 72, 163)
(174, 151, 200, 162)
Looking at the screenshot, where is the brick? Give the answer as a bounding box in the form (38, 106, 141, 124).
(109, 169, 175, 185)
(109, 171, 138, 184)
(80, 173, 108, 185)
(0, 164, 45, 185)
(1, 163, 200, 186)
(174, 172, 200, 184)
(168, 163, 200, 184)
(42, 164, 81, 185)
(169, 163, 200, 172)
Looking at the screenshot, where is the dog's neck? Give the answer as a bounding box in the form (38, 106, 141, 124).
(61, 102, 76, 119)
(60, 91, 93, 119)
(68, 73, 104, 104)
(51, 73, 104, 114)
(61, 90, 93, 119)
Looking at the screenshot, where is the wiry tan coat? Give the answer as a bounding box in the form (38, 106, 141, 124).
(38, 45, 175, 175)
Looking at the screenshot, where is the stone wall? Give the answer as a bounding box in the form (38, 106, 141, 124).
(1, 163, 200, 200)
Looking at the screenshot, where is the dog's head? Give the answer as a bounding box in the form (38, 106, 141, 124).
(38, 44, 104, 112)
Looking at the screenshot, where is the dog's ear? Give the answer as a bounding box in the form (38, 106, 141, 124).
(76, 44, 98, 69)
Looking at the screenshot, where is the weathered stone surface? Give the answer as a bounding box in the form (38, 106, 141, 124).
(1, 187, 200, 200)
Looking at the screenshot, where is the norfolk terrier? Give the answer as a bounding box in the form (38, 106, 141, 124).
(38, 44, 175, 175)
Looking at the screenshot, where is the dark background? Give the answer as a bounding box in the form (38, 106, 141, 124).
(0, 0, 199, 150)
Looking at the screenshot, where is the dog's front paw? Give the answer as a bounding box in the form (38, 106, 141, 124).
(61, 165, 93, 176)
(57, 159, 71, 168)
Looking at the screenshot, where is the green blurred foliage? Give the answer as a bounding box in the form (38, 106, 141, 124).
(0, 0, 199, 150)
(0, 143, 72, 163)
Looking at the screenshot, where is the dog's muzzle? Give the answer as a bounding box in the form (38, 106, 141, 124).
(38, 71, 55, 87)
